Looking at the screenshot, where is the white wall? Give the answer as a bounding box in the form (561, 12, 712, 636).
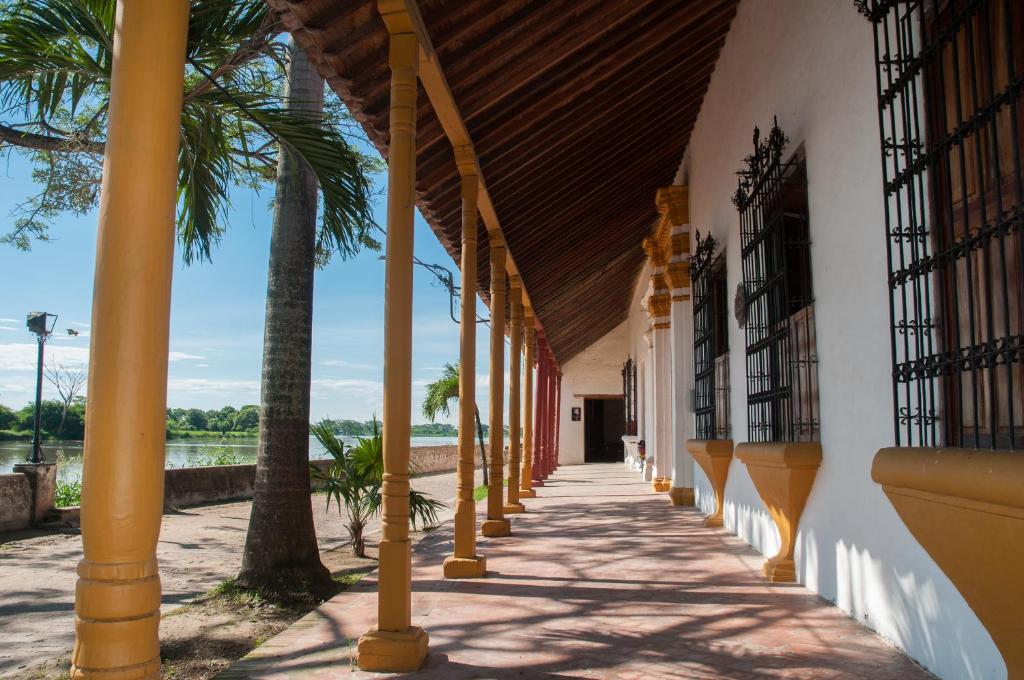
(673, 1, 1002, 677)
(556, 321, 629, 465)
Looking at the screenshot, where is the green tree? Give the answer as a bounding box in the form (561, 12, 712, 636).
(233, 405, 260, 432)
(1, 0, 379, 599)
(310, 420, 443, 557)
(184, 408, 208, 431)
(421, 362, 488, 486)
(0, 0, 381, 257)
(0, 404, 16, 430)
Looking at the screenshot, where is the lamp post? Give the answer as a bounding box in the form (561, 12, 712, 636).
(26, 311, 57, 465)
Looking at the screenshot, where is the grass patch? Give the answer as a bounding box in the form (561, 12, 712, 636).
(55, 480, 81, 507)
(473, 478, 509, 501)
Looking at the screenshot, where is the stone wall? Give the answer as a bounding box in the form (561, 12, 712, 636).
(0, 474, 31, 532)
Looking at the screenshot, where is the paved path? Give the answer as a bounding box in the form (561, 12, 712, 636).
(0, 470, 458, 677)
(228, 463, 932, 679)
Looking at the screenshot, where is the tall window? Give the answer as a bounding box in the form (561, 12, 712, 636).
(691, 233, 731, 439)
(733, 120, 820, 443)
(862, 0, 1024, 448)
(622, 358, 638, 436)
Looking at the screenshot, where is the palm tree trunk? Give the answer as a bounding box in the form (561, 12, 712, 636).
(475, 405, 488, 487)
(236, 37, 332, 599)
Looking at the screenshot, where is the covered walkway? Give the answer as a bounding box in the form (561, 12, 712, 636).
(226, 464, 929, 679)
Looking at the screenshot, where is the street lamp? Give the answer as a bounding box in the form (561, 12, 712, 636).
(26, 311, 58, 464)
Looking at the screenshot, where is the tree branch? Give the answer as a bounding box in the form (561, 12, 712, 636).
(0, 123, 104, 154)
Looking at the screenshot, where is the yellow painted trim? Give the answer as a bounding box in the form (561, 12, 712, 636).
(873, 447, 1024, 676)
(687, 439, 733, 527)
(668, 487, 695, 506)
(735, 442, 822, 583)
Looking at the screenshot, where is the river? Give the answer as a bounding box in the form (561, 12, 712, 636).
(0, 435, 460, 483)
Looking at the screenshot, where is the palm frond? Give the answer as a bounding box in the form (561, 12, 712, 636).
(422, 362, 460, 422)
(177, 99, 231, 263)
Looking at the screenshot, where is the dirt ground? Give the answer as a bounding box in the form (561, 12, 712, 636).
(0, 470, 458, 679)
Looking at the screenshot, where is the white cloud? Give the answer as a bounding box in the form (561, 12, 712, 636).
(0, 343, 90, 371)
(167, 377, 259, 395)
(312, 378, 383, 396)
(169, 351, 205, 362)
(321, 359, 378, 370)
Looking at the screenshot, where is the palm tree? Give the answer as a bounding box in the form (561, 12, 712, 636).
(310, 420, 444, 558)
(235, 37, 340, 597)
(422, 362, 488, 486)
(0, 1, 377, 598)
(0, 0, 377, 257)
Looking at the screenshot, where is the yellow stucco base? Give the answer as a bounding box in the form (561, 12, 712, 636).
(481, 518, 512, 537)
(668, 487, 695, 506)
(873, 447, 1024, 678)
(503, 502, 526, 514)
(442, 555, 487, 579)
(652, 478, 671, 493)
(735, 442, 822, 583)
(519, 489, 537, 498)
(356, 626, 429, 672)
(687, 439, 734, 528)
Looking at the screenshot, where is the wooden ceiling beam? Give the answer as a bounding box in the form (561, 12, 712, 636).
(381, 0, 536, 311)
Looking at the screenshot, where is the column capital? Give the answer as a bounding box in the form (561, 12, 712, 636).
(453, 144, 477, 177)
(378, 0, 415, 34)
(655, 185, 689, 226)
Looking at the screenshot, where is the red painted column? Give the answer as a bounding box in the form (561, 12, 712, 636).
(553, 368, 562, 471)
(532, 332, 547, 487)
(544, 348, 556, 477)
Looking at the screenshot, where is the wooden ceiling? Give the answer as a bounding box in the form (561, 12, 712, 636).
(270, 0, 738, 363)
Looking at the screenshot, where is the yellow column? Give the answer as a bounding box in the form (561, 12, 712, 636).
(504, 277, 525, 514)
(442, 153, 486, 579)
(520, 310, 536, 498)
(481, 239, 512, 537)
(357, 5, 428, 671)
(70, 3, 189, 678)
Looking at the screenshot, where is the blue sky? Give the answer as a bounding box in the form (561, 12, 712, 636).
(0, 130, 506, 425)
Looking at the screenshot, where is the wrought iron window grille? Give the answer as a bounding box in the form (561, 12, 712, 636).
(622, 357, 638, 436)
(691, 232, 732, 440)
(734, 119, 820, 443)
(863, 0, 1024, 449)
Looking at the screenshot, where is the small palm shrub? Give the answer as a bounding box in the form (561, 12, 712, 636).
(310, 419, 444, 557)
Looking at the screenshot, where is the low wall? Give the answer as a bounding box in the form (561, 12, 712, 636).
(162, 444, 465, 509)
(0, 474, 31, 532)
(1, 444, 469, 532)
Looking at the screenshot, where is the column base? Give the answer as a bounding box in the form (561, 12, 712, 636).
(763, 557, 796, 583)
(668, 486, 695, 506)
(442, 555, 487, 579)
(503, 502, 526, 514)
(703, 516, 724, 528)
(651, 478, 671, 493)
(356, 626, 429, 672)
(481, 518, 511, 537)
(519, 488, 536, 498)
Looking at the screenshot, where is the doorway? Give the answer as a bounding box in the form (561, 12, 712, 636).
(584, 398, 625, 463)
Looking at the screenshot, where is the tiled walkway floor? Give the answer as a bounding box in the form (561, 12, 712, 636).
(226, 463, 931, 679)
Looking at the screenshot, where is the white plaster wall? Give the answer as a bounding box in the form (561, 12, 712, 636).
(556, 321, 629, 465)
(675, 1, 1002, 677)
